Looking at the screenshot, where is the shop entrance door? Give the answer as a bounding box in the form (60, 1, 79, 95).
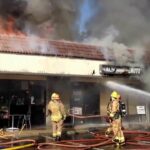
(70, 82, 100, 125)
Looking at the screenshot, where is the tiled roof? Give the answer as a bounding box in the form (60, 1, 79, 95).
(0, 35, 105, 60)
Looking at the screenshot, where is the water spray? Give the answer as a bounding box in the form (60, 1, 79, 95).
(106, 81, 150, 98)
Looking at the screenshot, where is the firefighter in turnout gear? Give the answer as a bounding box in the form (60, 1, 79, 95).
(106, 91, 125, 145)
(105, 95, 114, 137)
(48, 92, 66, 141)
(105, 91, 119, 137)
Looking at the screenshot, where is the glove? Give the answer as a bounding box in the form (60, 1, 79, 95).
(62, 115, 66, 121)
(110, 113, 114, 118)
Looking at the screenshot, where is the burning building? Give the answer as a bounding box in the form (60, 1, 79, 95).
(0, 31, 149, 129)
(0, 5, 149, 129)
(0, 32, 106, 127)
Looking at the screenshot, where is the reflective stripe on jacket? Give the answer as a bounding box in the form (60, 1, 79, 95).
(48, 100, 66, 122)
(109, 100, 120, 119)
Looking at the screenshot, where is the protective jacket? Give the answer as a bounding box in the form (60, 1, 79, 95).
(48, 99, 66, 122)
(110, 100, 120, 119)
(108, 95, 125, 145)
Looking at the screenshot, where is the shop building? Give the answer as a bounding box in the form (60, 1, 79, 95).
(0, 35, 149, 128)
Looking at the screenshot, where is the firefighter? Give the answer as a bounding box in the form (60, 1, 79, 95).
(108, 91, 125, 145)
(48, 92, 66, 141)
(105, 95, 114, 137)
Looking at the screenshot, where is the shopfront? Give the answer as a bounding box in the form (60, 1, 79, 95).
(0, 36, 148, 129)
(0, 75, 47, 128)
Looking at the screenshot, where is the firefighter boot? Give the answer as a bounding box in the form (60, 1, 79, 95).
(119, 137, 125, 145)
(112, 136, 120, 146)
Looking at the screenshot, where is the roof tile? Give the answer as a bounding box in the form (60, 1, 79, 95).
(0, 35, 105, 60)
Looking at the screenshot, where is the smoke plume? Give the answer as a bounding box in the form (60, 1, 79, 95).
(0, 0, 78, 39)
(0, 0, 150, 90)
(24, 0, 77, 39)
(75, 0, 150, 68)
(78, 0, 150, 91)
(84, 0, 150, 46)
(1, 0, 150, 44)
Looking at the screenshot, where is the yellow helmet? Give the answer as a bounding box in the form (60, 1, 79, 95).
(51, 93, 60, 100)
(111, 91, 118, 99)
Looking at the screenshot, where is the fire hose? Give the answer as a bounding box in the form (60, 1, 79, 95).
(91, 130, 150, 149)
(1, 130, 149, 150)
(68, 113, 104, 119)
(0, 139, 36, 150)
(37, 114, 150, 150)
(37, 138, 112, 150)
(1, 114, 149, 149)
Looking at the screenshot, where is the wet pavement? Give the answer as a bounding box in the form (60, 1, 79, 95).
(0, 127, 150, 150)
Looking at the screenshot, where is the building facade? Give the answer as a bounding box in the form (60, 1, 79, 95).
(0, 35, 149, 128)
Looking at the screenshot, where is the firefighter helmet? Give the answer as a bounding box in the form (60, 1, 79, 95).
(51, 93, 60, 100)
(111, 91, 118, 99)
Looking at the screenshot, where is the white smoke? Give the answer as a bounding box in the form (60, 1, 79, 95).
(80, 0, 150, 68)
(88, 0, 150, 46)
(23, 0, 77, 40)
(84, 26, 142, 66)
(25, 35, 57, 54)
(83, 25, 150, 92)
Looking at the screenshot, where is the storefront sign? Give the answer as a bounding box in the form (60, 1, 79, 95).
(72, 107, 82, 115)
(100, 65, 141, 75)
(136, 106, 145, 114)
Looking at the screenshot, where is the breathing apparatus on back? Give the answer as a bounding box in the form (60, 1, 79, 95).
(119, 101, 127, 117)
(117, 94, 127, 118)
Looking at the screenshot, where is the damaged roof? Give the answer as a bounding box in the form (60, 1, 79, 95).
(0, 35, 105, 61)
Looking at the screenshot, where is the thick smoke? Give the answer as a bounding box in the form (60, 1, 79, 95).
(76, 0, 150, 66)
(85, 0, 150, 46)
(0, 0, 150, 90)
(0, 0, 78, 39)
(84, 26, 145, 67)
(0, 0, 149, 63)
(24, 0, 77, 40)
(79, 0, 150, 91)
(0, 1, 149, 60)
(0, 0, 27, 18)
(1, 0, 150, 45)
(0, 0, 27, 32)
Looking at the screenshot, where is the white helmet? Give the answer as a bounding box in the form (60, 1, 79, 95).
(51, 93, 60, 100)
